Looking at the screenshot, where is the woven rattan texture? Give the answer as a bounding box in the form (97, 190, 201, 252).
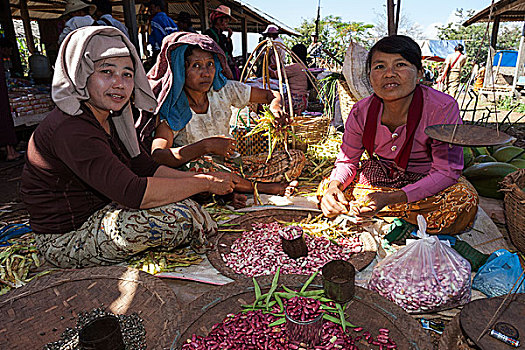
(294, 115, 330, 145)
(0, 266, 181, 349)
(337, 79, 357, 125)
(501, 169, 525, 254)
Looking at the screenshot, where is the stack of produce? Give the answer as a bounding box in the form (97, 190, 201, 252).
(8, 81, 54, 118)
(463, 144, 525, 198)
(182, 272, 398, 349)
(221, 222, 362, 277)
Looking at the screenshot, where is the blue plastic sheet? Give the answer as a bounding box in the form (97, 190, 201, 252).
(0, 223, 32, 246)
(472, 249, 525, 298)
(493, 50, 518, 67)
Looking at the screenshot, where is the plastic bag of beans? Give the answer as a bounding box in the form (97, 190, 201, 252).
(368, 215, 471, 313)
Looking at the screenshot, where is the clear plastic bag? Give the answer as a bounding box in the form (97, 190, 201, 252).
(368, 215, 472, 313)
(472, 249, 525, 298)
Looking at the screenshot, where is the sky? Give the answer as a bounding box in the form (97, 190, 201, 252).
(232, 0, 494, 55)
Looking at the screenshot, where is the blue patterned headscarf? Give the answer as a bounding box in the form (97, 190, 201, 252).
(158, 44, 228, 131)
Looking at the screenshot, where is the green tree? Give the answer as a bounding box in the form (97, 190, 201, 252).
(284, 15, 374, 64)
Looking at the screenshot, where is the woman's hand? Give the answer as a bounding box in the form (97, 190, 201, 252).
(350, 190, 407, 218)
(203, 136, 237, 157)
(249, 87, 289, 125)
(320, 181, 349, 217)
(201, 172, 237, 195)
(270, 105, 290, 126)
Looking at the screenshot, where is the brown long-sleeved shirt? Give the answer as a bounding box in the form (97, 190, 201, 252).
(21, 107, 160, 234)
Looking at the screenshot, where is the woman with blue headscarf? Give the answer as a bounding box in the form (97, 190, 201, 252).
(147, 32, 306, 201)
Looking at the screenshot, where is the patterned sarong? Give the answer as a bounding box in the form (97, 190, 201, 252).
(318, 159, 478, 234)
(182, 149, 306, 183)
(34, 199, 216, 268)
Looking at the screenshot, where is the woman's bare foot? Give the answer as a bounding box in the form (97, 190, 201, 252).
(5, 145, 22, 162)
(232, 193, 247, 209)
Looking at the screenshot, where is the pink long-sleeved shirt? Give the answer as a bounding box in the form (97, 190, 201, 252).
(330, 85, 463, 203)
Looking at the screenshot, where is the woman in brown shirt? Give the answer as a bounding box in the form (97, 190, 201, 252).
(21, 27, 235, 268)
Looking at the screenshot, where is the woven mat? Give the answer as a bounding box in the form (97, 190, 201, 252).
(457, 207, 509, 255)
(207, 209, 377, 280)
(0, 266, 181, 349)
(175, 274, 433, 349)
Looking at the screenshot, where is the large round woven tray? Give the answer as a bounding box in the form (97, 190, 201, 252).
(459, 293, 525, 350)
(501, 168, 525, 255)
(207, 209, 377, 280)
(439, 313, 476, 350)
(424, 124, 514, 147)
(174, 274, 433, 349)
(0, 266, 181, 349)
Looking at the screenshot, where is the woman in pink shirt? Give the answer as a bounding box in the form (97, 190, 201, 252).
(319, 35, 478, 234)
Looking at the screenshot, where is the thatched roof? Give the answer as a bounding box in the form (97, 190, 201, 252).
(9, 0, 299, 36)
(463, 0, 525, 26)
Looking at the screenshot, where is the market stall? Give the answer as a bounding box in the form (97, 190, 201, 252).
(8, 77, 53, 127)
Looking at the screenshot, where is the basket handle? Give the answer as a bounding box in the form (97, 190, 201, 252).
(234, 106, 258, 129)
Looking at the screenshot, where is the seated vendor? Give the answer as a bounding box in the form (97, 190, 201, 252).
(148, 32, 306, 199)
(319, 35, 478, 234)
(21, 27, 236, 268)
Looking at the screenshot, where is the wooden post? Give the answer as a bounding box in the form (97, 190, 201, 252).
(241, 16, 247, 62)
(394, 0, 401, 34)
(490, 15, 500, 50)
(199, 0, 208, 31)
(0, 0, 22, 74)
(19, 0, 35, 54)
(122, 0, 140, 50)
(512, 22, 525, 99)
(387, 0, 396, 36)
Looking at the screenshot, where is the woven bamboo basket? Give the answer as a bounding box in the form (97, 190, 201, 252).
(337, 79, 357, 125)
(293, 114, 331, 145)
(501, 168, 525, 254)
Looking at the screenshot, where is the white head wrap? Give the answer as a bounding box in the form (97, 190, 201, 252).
(52, 26, 157, 157)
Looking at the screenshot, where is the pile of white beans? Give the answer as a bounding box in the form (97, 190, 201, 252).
(368, 237, 471, 313)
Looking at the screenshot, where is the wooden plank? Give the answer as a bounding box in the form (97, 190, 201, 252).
(122, 0, 139, 50)
(241, 15, 247, 61)
(199, 0, 207, 31)
(19, 0, 36, 53)
(0, 0, 23, 74)
(490, 15, 501, 49)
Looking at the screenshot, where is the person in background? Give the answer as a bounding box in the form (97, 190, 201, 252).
(92, 0, 129, 38)
(319, 35, 478, 234)
(58, 0, 96, 45)
(472, 63, 486, 92)
(147, 0, 177, 61)
(269, 44, 309, 115)
(176, 11, 196, 33)
(21, 27, 233, 268)
(0, 38, 21, 161)
(262, 24, 286, 68)
(437, 43, 467, 98)
(204, 5, 237, 79)
(307, 34, 323, 67)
